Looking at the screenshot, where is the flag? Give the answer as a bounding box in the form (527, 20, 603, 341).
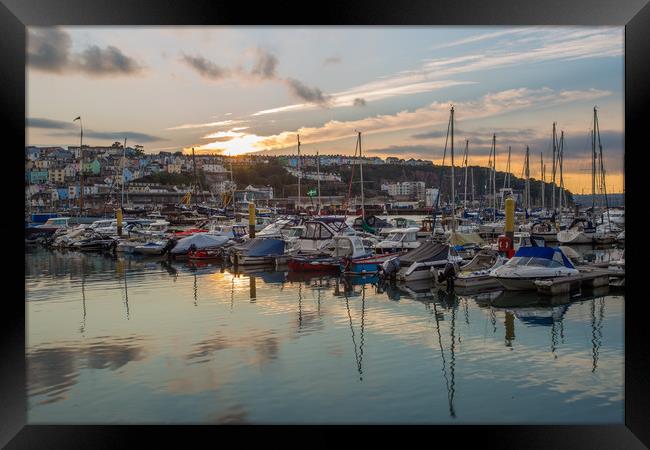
(73, 116, 81, 121)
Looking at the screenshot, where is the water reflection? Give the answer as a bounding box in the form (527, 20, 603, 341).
(27, 336, 146, 406)
(26, 249, 624, 423)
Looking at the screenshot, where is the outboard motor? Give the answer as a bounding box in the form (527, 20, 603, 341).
(378, 256, 400, 281)
(437, 261, 457, 291)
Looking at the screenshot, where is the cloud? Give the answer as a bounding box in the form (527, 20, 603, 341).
(166, 120, 243, 131)
(323, 56, 341, 65)
(251, 27, 621, 117)
(181, 54, 230, 80)
(28, 118, 167, 143)
(27, 27, 144, 77)
(250, 48, 278, 79)
(27, 117, 75, 130)
(284, 78, 329, 105)
(27, 28, 71, 73)
(180, 49, 330, 108)
(353, 98, 367, 107)
(73, 45, 143, 76)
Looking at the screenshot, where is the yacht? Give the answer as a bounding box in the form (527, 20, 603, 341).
(557, 218, 596, 244)
(374, 227, 421, 254)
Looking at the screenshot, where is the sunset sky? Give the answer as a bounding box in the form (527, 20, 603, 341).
(26, 26, 624, 194)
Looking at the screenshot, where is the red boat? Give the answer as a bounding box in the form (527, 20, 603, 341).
(287, 256, 341, 272)
(174, 228, 208, 237)
(187, 247, 223, 260)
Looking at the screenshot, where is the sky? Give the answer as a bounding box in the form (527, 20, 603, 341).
(26, 26, 625, 194)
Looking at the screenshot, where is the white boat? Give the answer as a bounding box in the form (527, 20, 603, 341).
(479, 221, 505, 235)
(530, 221, 559, 243)
(616, 230, 625, 243)
(557, 218, 596, 244)
(490, 246, 579, 291)
(374, 227, 421, 254)
(134, 239, 172, 255)
(385, 241, 464, 282)
(454, 249, 507, 288)
(608, 251, 625, 287)
(291, 218, 349, 253)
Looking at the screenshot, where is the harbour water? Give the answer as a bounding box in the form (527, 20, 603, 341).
(26, 246, 624, 424)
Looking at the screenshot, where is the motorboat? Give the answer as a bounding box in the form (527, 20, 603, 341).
(71, 231, 117, 252)
(289, 218, 349, 254)
(454, 249, 507, 289)
(170, 233, 230, 257)
(134, 239, 175, 255)
(231, 238, 286, 266)
(374, 227, 421, 254)
(557, 218, 596, 244)
(489, 246, 579, 291)
(381, 241, 464, 282)
(287, 234, 369, 273)
(26, 217, 71, 237)
(530, 220, 559, 243)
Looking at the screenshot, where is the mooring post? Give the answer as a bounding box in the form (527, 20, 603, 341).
(116, 207, 123, 237)
(248, 202, 256, 238)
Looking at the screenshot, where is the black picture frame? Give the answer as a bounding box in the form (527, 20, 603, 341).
(3, 0, 648, 447)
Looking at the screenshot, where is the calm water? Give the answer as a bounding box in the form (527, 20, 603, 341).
(25, 246, 624, 424)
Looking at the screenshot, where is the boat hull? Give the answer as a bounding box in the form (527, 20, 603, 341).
(287, 258, 341, 272)
(557, 230, 594, 244)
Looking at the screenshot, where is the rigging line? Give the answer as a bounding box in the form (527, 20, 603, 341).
(345, 294, 363, 380)
(432, 302, 452, 415)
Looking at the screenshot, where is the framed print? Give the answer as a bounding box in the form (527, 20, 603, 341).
(2, 0, 649, 447)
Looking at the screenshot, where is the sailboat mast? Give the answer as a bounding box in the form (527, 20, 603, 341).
(121, 137, 127, 208)
(558, 130, 564, 219)
(592, 108, 597, 214)
(471, 167, 475, 206)
(539, 152, 545, 209)
(316, 150, 321, 215)
(297, 134, 301, 213)
(503, 145, 511, 190)
(551, 122, 556, 213)
(492, 134, 496, 222)
(357, 131, 365, 219)
(595, 108, 611, 230)
(450, 106, 455, 232)
(524, 146, 530, 211)
(463, 139, 468, 212)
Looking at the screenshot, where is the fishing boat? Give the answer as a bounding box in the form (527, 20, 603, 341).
(489, 246, 579, 291)
(557, 218, 596, 244)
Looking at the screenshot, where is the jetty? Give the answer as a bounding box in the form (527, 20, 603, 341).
(534, 266, 624, 296)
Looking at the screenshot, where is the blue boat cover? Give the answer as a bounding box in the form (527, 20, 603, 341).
(514, 246, 574, 268)
(247, 238, 285, 257)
